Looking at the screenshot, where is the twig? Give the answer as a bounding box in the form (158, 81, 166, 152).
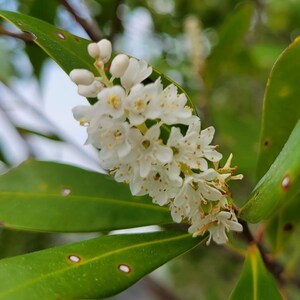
(0, 26, 35, 42)
(239, 220, 285, 285)
(59, 0, 102, 41)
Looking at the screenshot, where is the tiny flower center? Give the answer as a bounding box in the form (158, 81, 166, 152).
(134, 98, 146, 112)
(153, 172, 161, 181)
(142, 140, 151, 149)
(172, 146, 180, 155)
(108, 94, 121, 109)
(114, 130, 122, 139)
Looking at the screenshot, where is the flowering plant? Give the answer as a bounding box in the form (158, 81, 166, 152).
(0, 3, 299, 300)
(70, 39, 243, 245)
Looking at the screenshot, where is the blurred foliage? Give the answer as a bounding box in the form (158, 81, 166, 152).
(0, 0, 300, 299)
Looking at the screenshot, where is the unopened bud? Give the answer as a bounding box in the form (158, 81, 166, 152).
(88, 43, 100, 59)
(70, 69, 94, 85)
(110, 54, 130, 78)
(97, 39, 112, 63)
(77, 80, 104, 98)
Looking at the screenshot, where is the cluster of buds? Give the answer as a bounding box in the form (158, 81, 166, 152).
(70, 39, 243, 245)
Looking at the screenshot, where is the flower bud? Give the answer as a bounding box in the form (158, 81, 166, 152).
(110, 54, 130, 78)
(97, 39, 112, 63)
(88, 43, 100, 59)
(70, 69, 94, 85)
(77, 80, 104, 98)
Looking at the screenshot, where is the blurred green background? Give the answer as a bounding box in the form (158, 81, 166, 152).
(0, 0, 299, 299)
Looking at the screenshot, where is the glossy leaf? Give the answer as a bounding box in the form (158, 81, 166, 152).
(0, 10, 94, 74)
(0, 10, 195, 112)
(0, 160, 171, 232)
(229, 244, 282, 300)
(256, 36, 300, 180)
(239, 120, 300, 223)
(26, 0, 58, 77)
(0, 231, 204, 300)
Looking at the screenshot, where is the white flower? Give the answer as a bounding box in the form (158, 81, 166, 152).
(110, 54, 130, 78)
(159, 84, 193, 125)
(97, 39, 112, 63)
(71, 38, 242, 245)
(97, 85, 126, 119)
(70, 69, 94, 85)
(72, 105, 94, 126)
(88, 43, 100, 59)
(77, 79, 104, 98)
(98, 121, 132, 169)
(174, 169, 222, 217)
(128, 124, 173, 178)
(189, 210, 243, 245)
(139, 164, 182, 206)
(169, 201, 186, 223)
(125, 79, 163, 125)
(167, 119, 208, 171)
(199, 127, 222, 162)
(121, 58, 152, 90)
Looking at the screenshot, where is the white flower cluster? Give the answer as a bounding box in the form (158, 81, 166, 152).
(70, 39, 243, 245)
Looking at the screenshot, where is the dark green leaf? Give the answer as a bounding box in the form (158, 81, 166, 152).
(256, 36, 300, 180)
(0, 10, 94, 75)
(229, 244, 282, 300)
(26, 0, 58, 77)
(0, 160, 171, 232)
(0, 231, 204, 300)
(239, 120, 300, 223)
(205, 3, 254, 84)
(266, 194, 300, 254)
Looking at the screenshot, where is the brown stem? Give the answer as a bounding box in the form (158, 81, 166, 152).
(0, 26, 35, 42)
(59, 0, 102, 42)
(238, 220, 285, 285)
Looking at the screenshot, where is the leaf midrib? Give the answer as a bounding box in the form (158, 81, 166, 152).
(0, 191, 168, 212)
(0, 233, 192, 299)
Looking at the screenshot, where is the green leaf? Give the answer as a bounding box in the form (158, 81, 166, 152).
(229, 244, 282, 300)
(0, 10, 93, 75)
(26, 0, 58, 77)
(239, 120, 300, 223)
(0, 10, 195, 111)
(0, 231, 204, 300)
(256, 36, 300, 180)
(266, 194, 300, 254)
(205, 3, 254, 84)
(0, 160, 171, 232)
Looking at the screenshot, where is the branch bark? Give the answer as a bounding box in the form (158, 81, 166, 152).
(0, 26, 35, 42)
(59, 0, 102, 42)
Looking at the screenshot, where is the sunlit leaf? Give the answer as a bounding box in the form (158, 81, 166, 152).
(229, 244, 282, 300)
(239, 120, 300, 223)
(0, 231, 204, 300)
(0, 160, 171, 232)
